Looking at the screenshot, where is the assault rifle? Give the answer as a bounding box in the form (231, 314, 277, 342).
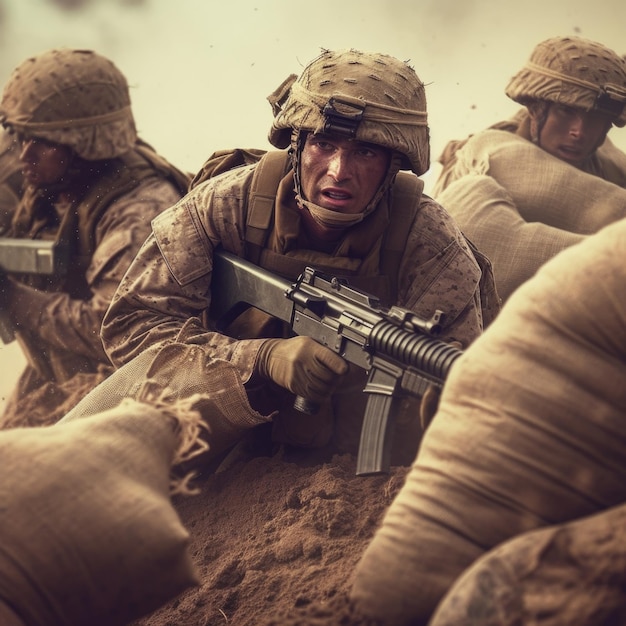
(210, 249, 462, 476)
(0, 237, 68, 343)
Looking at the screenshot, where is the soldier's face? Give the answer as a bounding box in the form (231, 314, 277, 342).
(19, 136, 73, 188)
(531, 103, 612, 167)
(300, 133, 391, 214)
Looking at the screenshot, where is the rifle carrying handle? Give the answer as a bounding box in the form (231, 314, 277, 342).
(293, 395, 319, 415)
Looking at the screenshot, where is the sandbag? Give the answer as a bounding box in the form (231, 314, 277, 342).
(350, 216, 626, 625)
(0, 398, 201, 626)
(437, 174, 584, 301)
(441, 129, 626, 234)
(60, 340, 273, 468)
(434, 130, 626, 301)
(429, 503, 626, 626)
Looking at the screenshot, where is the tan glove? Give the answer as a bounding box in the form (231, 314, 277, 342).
(256, 336, 348, 403)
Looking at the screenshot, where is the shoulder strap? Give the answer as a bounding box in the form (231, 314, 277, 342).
(245, 150, 291, 264)
(380, 172, 424, 299)
(189, 147, 267, 190)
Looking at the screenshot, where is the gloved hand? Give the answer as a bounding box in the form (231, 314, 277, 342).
(256, 336, 348, 403)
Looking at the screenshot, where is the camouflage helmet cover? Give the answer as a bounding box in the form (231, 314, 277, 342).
(0, 48, 137, 160)
(267, 48, 430, 175)
(506, 36, 626, 127)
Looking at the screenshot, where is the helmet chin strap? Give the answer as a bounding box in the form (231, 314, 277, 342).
(527, 101, 549, 145)
(296, 195, 366, 229)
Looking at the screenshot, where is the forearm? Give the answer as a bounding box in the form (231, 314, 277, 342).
(102, 273, 267, 384)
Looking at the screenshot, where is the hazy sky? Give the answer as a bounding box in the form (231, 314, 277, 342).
(1, 0, 625, 406)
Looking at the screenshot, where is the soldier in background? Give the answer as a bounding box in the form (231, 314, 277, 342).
(0, 48, 191, 427)
(432, 36, 626, 302)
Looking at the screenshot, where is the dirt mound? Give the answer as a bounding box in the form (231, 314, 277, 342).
(132, 452, 407, 626)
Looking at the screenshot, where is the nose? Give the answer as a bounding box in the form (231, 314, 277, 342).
(19, 138, 36, 161)
(327, 149, 352, 181)
(568, 113, 585, 138)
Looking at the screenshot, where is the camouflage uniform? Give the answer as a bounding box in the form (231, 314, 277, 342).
(102, 50, 499, 464)
(0, 49, 190, 428)
(437, 36, 626, 192)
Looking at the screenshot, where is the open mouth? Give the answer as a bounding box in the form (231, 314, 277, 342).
(323, 189, 350, 200)
(320, 188, 353, 209)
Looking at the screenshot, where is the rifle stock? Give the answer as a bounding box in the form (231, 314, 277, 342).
(210, 249, 462, 475)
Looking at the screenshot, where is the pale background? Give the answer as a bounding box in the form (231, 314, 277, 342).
(1, 0, 624, 410)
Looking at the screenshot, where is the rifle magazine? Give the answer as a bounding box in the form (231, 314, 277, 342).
(356, 393, 395, 476)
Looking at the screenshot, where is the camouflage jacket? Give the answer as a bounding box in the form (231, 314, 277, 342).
(4, 146, 189, 389)
(103, 161, 499, 372)
(100, 161, 498, 462)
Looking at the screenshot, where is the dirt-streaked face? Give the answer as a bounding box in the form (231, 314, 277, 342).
(299, 133, 391, 215)
(530, 103, 613, 167)
(19, 136, 73, 188)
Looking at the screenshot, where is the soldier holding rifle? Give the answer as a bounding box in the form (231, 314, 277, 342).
(102, 48, 499, 469)
(0, 48, 190, 427)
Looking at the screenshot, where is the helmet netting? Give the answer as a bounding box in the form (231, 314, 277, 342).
(0, 48, 137, 159)
(268, 48, 430, 175)
(506, 36, 626, 127)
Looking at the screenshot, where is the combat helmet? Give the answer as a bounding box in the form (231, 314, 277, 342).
(268, 48, 430, 176)
(506, 36, 626, 127)
(0, 48, 137, 160)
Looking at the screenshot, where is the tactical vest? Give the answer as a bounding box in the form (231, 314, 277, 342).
(193, 149, 424, 305)
(7, 145, 191, 383)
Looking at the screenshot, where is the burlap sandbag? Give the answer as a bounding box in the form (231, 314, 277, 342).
(350, 216, 626, 625)
(0, 398, 201, 626)
(439, 130, 626, 234)
(438, 174, 584, 301)
(429, 503, 626, 626)
(434, 130, 626, 301)
(61, 341, 273, 468)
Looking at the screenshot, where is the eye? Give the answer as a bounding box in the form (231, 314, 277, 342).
(312, 139, 335, 151)
(554, 104, 578, 118)
(357, 147, 377, 158)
